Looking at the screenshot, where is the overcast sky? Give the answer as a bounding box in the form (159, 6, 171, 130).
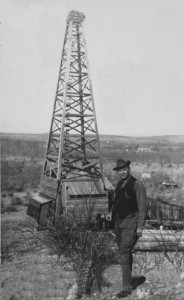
(1, 0, 184, 136)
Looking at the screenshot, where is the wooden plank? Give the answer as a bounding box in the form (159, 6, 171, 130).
(66, 180, 106, 196)
(40, 175, 58, 189)
(135, 230, 184, 251)
(66, 199, 108, 206)
(66, 210, 108, 221)
(27, 201, 40, 221)
(55, 189, 62, 217)
(39, 175, 58, 199)
(141, 229, 184, 239)
(63, 178, 109, 221)
(39, 203, 50, 226)
(54, 113, 94, 117)
(31, 193, 53, 204)
(66, 205, 109, 213)
(66, 202, 109, 221)
(66, 197, 108, 209)
(62, 182, 67, 214)
(135, 241, 184, 251)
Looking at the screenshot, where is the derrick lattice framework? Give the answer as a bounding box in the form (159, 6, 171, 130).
(43, 10, 104, 183)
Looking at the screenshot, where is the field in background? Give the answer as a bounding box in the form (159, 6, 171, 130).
(1, 133, 184, 206)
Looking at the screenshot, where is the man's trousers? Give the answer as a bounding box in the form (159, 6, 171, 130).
(114, 213, 139, 290)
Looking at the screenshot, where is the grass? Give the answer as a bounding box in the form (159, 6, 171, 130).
(1, 250, 75, 300)
(1, 207, 75, 300)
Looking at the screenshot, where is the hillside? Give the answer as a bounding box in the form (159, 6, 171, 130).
(0, 132, 49, 142)
(1, 132, 184, 145)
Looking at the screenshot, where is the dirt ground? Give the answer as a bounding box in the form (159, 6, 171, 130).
(1, 206, 184, 300)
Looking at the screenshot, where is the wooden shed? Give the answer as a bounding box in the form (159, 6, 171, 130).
(28, 176, 114, 226)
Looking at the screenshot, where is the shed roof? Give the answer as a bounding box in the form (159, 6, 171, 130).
(64, 177, 113, 196)
(66, 180, 104, 196)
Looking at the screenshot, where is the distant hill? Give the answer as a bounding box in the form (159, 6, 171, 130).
(1, 132, 184, 145)
(100, 135, 184, 144)
(0, 132, 49, 142)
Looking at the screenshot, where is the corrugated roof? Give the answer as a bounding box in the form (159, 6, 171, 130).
(66, 180, 106, 196)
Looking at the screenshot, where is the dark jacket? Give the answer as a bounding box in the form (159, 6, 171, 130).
(112, 175, 147, 229)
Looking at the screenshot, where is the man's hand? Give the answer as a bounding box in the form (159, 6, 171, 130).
(106, 212, 112, 221)
(136, 228, 143, 237)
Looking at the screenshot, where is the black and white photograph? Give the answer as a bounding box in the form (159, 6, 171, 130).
(1, 1, 184, 299)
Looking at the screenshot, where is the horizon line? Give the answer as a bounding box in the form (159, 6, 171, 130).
(1, 132, 184, 138)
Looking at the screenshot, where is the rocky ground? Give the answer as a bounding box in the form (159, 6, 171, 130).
(1, 207, 184, 300)
(1, 247, 184, 300)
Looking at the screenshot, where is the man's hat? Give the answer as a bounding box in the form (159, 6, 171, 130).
(112, 159, 131, 171)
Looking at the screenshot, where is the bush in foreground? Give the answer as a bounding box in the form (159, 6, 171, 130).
(1, 205, 18, 214)
(11, 196, 24, 206)
(37, 201, 116, 297)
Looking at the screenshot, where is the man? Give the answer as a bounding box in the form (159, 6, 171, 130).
(106, 159, 148, 298)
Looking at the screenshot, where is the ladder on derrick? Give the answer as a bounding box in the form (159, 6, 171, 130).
(27, 10, 113, 226)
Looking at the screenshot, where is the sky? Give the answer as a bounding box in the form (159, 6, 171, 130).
(1, 0, 184, 136)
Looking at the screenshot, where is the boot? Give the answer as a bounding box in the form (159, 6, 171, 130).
(121, 253, 133, 289)
(116, 253, 134, 298)
(116, 289, 132, 298)
(132, 276, 146, 289)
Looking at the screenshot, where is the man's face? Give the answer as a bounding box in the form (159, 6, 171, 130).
(117, 167, 130, 180)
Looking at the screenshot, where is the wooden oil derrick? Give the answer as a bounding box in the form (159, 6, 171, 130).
(27, 10, 113, 226)
(43, 10, 103, 183)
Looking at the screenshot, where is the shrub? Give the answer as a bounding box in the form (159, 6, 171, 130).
(1, 160, 42, 192)
(154, 227, 184, 273)
(11, 196, 23, 206)
(4, 205, 18, 213)
(1, 200, 6, 214)
(1, 199, 5, 208)
(36, 200, 116, 297)
(1, 240, 20, 263)
(133, 252, 165, 276)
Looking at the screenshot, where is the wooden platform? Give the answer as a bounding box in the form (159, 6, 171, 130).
(135, 229, 184, 251)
